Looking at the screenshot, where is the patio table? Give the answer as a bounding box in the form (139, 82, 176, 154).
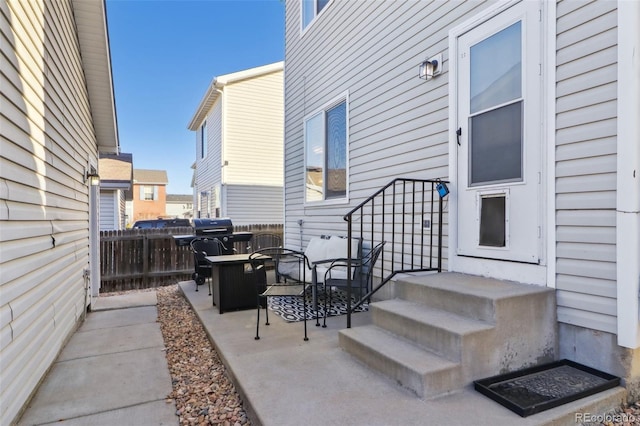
(205, 253, 269, 313)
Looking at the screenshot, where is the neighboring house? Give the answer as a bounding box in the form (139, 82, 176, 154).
(130, 169, 168, 222)
(99, 153, 133, 230)
(284, 0, 639, 399)
(166, 194, 194, 219)
(188, 62, 284, 226)
(1, 1, 118, 423)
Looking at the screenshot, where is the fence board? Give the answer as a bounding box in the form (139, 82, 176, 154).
(99, 225, 283, 292)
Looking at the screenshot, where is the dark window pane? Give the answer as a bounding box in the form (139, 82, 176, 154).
(469, 101, 522, 185)
(317, 0, 329, 13)
(325, 101, 346, 199)
(479, 196, 506, 247)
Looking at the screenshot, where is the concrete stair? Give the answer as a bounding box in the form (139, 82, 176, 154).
(339, 272, 558, 399)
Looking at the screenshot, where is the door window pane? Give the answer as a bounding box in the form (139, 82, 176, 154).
(470, 21, 521, 113)
(470, 101, 522, 185)
(479, 195, 506, 247)
(325, 101, 346, 199)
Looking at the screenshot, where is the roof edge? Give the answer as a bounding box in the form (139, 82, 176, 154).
(187, 61, 284, 131)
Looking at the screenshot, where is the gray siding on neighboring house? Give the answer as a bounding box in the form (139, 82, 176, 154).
(197, 100, 222, 217)
(225, 185, 283, 226)
(1, 0, 99, 422)
(554, 0, 618, 333)
(99, 190, 126, 230)
(100, 191, 117, 230)
(283, 0, 487, 246)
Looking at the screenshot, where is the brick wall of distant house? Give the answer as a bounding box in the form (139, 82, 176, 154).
(132, 183, 167, 221)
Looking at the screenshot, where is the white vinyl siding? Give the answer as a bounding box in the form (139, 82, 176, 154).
(224, 71, 284, 186)
(284, 0, 488, 245)
(193, 66, 283, 224)
(99, 190, 126, 230)
(225, 185, 284, 226)
(1, 0, 99, 422)
(100, 191, 116, 230)
(555, 1, 618, 333)
(196, 100, 222, 215)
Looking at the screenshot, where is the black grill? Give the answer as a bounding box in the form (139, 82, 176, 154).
(173, 218, 253, 254)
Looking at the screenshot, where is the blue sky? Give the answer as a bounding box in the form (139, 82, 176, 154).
(106, 0, 285, 194)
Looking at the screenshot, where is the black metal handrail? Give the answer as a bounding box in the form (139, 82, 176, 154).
(344, 178, 449, 327)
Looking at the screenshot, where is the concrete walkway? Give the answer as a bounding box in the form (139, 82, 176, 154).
(17, 291, 177, 426)
(179, 280, 625, 426)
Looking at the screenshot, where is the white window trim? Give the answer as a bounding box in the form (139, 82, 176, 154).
(300, 0, 333, 36)
(303, 91, 350, 207)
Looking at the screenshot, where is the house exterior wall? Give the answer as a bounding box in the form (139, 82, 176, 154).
(166, 196, 193, 219)
(225, 185, 283, 226)
(131, 183, 167, 221)
(192, 66, 284, 224)
(224, 71, 284, 187)
(284, 0, 480, 246)
(284, 0, 639, 388)
(100, 190, 117, 230)
(554, 0, 619, 334)
(196, 99, 223, 218)
(0, 0, 102, 422)
(99, 190, 126, 230)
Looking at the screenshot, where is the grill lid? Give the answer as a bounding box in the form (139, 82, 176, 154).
(192, 218, 233, 235)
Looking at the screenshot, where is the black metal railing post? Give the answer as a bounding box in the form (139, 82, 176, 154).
(344, 178, 449, 328)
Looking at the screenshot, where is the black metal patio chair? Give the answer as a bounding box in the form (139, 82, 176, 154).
(190, 237, 225, 295)
(248, 233, 282, 252)
(321, 241, 386, 327)
(249, 247, 322, 341)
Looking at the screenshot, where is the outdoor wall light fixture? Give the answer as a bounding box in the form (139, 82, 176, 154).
(84, 168, 100, 186)
(419, 53, 442, 80)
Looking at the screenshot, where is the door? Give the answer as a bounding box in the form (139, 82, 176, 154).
(456, 2, 542, 264)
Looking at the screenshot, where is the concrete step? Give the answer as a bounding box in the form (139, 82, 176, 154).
(339, 324, 463, 399)
(372, 299, 494, 363)
(394, 272, 554, 323)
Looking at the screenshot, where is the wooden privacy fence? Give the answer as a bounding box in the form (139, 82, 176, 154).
(99, 224, 283, 293)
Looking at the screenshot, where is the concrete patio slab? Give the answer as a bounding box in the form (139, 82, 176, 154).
(179, 280, 626, 426)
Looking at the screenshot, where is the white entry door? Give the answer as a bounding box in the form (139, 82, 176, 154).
(456, 2, 542, 264)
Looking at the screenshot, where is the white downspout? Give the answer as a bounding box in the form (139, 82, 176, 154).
(616, 0, 640, 349)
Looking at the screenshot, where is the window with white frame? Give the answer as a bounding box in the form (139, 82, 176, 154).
(304, 95, 348, 203)
(200, 121, 207, 159)
(140, 185, 157, 201)
(301, 0, 329, 31)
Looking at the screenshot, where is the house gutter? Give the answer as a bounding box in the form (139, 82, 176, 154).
(616, 0, 640, 349)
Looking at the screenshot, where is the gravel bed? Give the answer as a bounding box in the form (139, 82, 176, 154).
(581, 401, 640, 426)
(155, 285, 250, 426)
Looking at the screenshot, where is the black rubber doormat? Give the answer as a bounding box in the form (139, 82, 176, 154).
(474, 359, 620, 417)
